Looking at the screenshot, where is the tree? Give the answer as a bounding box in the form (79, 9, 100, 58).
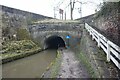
(70, 0, 75, 20)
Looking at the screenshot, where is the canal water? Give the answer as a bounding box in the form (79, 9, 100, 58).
(2, 50, 57, 78)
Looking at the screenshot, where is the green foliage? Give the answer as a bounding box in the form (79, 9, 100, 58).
(1, 40, 41, 60)
(17, 28, 30, 40)
(23, 44, 33, 49)
(3, 40, 38, 54)
(0, 40, 40, 59)
(51, 51, 62, 78)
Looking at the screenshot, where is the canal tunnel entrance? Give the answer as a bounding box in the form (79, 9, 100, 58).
(44, 35, 65, 49)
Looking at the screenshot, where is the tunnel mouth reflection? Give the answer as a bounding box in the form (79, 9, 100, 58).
(44, 35, 66, 49)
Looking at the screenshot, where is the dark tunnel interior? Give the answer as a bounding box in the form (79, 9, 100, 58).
(44, 35, 66, 49)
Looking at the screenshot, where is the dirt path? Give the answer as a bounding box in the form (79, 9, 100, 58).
(57, 49, 90, 78)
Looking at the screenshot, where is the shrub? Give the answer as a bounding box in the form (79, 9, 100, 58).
(16, 28, 31, 40)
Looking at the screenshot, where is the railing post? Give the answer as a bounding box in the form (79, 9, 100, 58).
(85, 23, 86, 29)
(90, 30, 92, 35)
(92, 33, 94, 40)
(92, 31, 95, 40)
(97, 36, 100, 47)
(107, 41, 110, 62)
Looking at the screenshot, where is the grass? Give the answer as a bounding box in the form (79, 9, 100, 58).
(77, 52, 97, 78)
(50, 51, 62, 78)
(1, 40, 41, 62)
(1, 47, 41, 64)
(1, 48, 41, 59)
(75, 29, 98, 78)
(42, 50, 62, 78)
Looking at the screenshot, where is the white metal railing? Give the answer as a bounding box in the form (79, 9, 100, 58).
(85, 23, 120, 69)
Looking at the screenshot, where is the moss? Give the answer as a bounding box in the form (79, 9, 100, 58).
(77, 52, 97, 78)
(76, 29, 97, 78)
(50, 51, 62, 78)
(42, 50, 62, 78)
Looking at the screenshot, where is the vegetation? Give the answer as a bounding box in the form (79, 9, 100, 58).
(50, 51, 62, 78)
(42, 51, 62, 78)
(96, 2, 120, 18)
(77, 52, 97, 78)
(33, 19, 80, 24)
(16, 28, 31, 40)
(76, 29, 98, 78)
(1, 40, 41, 59)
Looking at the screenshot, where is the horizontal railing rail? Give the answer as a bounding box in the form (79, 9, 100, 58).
(85, 23, 120, 69)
